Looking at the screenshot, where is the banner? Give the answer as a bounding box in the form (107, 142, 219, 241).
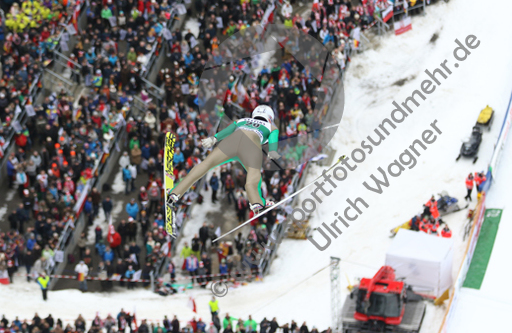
(382, 5, 393, 22)
(394, 16, 412, 35)
(351, 27, 361, 49)
(439, 197, 486, 332)
(54, 250, 64, 263)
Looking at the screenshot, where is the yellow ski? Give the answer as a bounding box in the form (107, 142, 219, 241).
(164, 132, 176, 237)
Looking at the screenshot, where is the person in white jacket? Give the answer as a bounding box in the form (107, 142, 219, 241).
(75, 261, 89, 292)
(128, 163, 137, 192)
(281, 0, 293, 18)
(119, 151, 131, 169)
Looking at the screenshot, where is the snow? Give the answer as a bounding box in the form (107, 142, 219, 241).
(2, 0, 512, 332)
(184, 19, 200, 41)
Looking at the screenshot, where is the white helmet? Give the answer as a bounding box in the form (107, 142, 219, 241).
(252, 105, 274, 123)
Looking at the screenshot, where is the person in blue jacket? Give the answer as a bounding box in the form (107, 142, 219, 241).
(209, 172, 219, 203)
(7, 155, 16, 188)
(103, 246, 115, 263)
(125, 198, 139, 219)
(122, 166, 132, 194)
(125, 265, 136, 289)
(219, 258, 228, 279)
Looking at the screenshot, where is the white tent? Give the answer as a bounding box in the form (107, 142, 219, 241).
(385, 229, 454, 297)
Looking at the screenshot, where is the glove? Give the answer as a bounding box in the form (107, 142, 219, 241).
(268, 151, 281, 160)
(201, 136, 217, 149)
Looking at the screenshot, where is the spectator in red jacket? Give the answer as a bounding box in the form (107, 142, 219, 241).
(465, 173, 474, 201)
(425, 196, 440, 221)
(441, 225, 452, 238)
(419, 218, 430, 234)
(474, 172, 487, 193)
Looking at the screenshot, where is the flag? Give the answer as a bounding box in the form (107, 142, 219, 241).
(382, 5, 393, 22)
(188, 296, 197, 313)
(351, 27, 361, 49)
(132, 270, 142, 280)
(261, 0, 275, 27)
(72, 107, 82, 121)
(260, 0, 276, 38)
(0, 270, 9, 285)
(233, 81, 251, 110)
(394, 16, 412, 35)
(132, 311, 138, 331)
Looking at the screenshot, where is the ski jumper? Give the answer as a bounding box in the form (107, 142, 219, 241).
(171, 118, 279, 206)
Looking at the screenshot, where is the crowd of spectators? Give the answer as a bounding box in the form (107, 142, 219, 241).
(0, 310, 330, 333)
(0, 0, 83, 157)
(0, 0, 378, 292)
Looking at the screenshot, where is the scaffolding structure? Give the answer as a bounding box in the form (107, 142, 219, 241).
(330, 257, 342, 333)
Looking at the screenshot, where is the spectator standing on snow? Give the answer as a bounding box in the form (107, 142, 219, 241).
(269, 318, 279, 333)
(223, 314, 237, 330)
(77, 233, 87, 260)
(209, 173, 219, 203)
(125, 265, 136, 289)
(180, 242, 193, 270)
(474, 172, 487, 194)
(224, 175, 236, 204)
(236, 193, 248, 223)
(129, 164, 137, 193)
(75, 261, 89, 292)
(425, 196, 440, 221)
(191, 234, 201, 258)
(119, 151, 131, 169)
(186, 254, 198, 282)
(441, 225, 452, 238)
(90, 188, 102, 218)
(299, 322, 309, 333)
(196, 261, 206, 288)
(123, 165, 132, 194)
(209, 297, 220, 319)
(127, 218, 137, 242)
(117, 220, 129, 246)
(36, 272, 50, 301)
(244, 316, 257, 333)
(464, 173, 474, 201)
(103, 196, 113, 221)
(199, 223, 210, 253)
(260, 318, 269, 333)
(147, 181, 161, 215)
(126, 198, 139, 220)
(171, 316, 180, 333)
(219, 259, 228, 280)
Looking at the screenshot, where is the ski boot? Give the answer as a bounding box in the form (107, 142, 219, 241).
(249, 200, 275, 215)
(249, 203, 264, 214)
(166, 192, 179, 209)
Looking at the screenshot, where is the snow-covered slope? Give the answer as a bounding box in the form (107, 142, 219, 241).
(3, 1, 512, 332)
(449, 113, 512, 332)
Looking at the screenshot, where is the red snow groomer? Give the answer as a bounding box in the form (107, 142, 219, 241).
(341, 266, 427, 333)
